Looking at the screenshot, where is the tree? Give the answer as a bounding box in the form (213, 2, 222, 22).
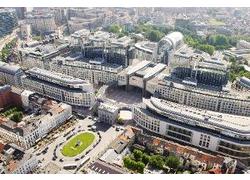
(141, 153, 150, 165)
(123, 156, 145, 173)
(10, 112, 23, 123)
(108, 24, 122, 34)
(149, 155, 165, 169)
(136, 161, 145, 173)
(197, 44, 215, 55)
(146, 30, 164, 42)
(133, 149, 143, 161)
(165, 155, 180, 170)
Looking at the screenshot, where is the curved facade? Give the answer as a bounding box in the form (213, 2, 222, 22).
(21, 68, 95, 107)
(158, 32, 184, 52)
(146, 76, 250, 116)
(236, 77, 250, 91)
(133, 97, 250, 165)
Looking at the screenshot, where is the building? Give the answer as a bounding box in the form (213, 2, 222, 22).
(172, 59, 229, 88)
(50, 55, 123, 85)
(0, 62, 24, 87)
(19, 40, 70, 70)
(118, 60, 167, 95)
(133, 32, 184, 64)
(237, 40, 250, 49)
(21, 68, 95, 107)
(133, 96, 250, 166)
(146, 73, 250, 116)
(26, 13, 57, 35)
(134, 41, 157, 62)
(14, 7, 27, 20)
(98, 102, 119, 125)
(0, 85, 23, 111)
(0, 98, 72, 149)
(0, 8, 18, 37)
(156, 31, 184, 64)
(19, 24, 32, 41)
(0, 143, 38, 174)
(235, 77, 250, 91)
(134, 127, 237, 173)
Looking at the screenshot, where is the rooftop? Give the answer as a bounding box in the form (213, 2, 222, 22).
(27, 67, 89, 86)
(0, 62, 22, 75)
(99, 102, 119, 113)
(143, 97, 250, 135)
(148, 73, 250, 100)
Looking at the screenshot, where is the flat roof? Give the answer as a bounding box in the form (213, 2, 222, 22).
(27, 67, 89, 85)
(144, 97, 250, 134)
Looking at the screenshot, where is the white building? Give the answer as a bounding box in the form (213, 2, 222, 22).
(98, 102, 119, 125)
(0, 62, 24, 87)
(133, 97, 250, 166)
(21, 67, 95, 107)
(50, 55, 123, 85)
(0, 100, 72, 149)
(0, 144, 38, 174)
(26, 13, 57, 34)
(146, 73, 250, 117)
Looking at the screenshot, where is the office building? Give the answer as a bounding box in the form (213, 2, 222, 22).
(0, 62, 24, 87)
(21, 68, 95, 107)
(133, 97, 250, 166)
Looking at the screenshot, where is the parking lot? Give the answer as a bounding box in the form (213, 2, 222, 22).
(88, 160, 124, 174)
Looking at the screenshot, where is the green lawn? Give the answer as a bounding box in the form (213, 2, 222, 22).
(61, 132, 95, 157)
(208, 18, 225, 26)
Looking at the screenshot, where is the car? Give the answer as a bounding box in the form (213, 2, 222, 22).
(115, 127, 120, 131)
(52, 157, 56, 161)
(87, 125, 92, 128)
(59, 159, 64, 162)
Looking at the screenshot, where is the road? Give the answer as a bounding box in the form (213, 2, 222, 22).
(0, 28, 19, 51)
(31, 116, 122, 173)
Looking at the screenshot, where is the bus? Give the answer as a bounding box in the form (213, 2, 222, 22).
(80, 156, 90, 166)
(63, 164, 77, 170)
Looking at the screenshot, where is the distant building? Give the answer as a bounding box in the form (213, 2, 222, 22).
(235, 77, 250, 91)
(14, 7, 27, 20)
(19, 24, 32, 41)
(0, 62, 24, 87)
(0, 8, 18, 37)
(118, 60, 167, 95)
(237, 40, 250, 49)
(26, 13, 57, 35)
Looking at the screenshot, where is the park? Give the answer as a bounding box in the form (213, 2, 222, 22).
(61, 132, 95, 157)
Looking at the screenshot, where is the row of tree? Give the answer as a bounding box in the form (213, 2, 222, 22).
(123, 149, 181, 173)
(107, 23, 173, 42)
(0, 38, 17, 62)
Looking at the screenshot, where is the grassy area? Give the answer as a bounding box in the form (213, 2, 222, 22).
(0, 107, 23, 123)
(61, 132, 95, 157)
(208, 19, 225, 26)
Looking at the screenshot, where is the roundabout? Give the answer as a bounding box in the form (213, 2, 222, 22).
(61, 132, 95, 157)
